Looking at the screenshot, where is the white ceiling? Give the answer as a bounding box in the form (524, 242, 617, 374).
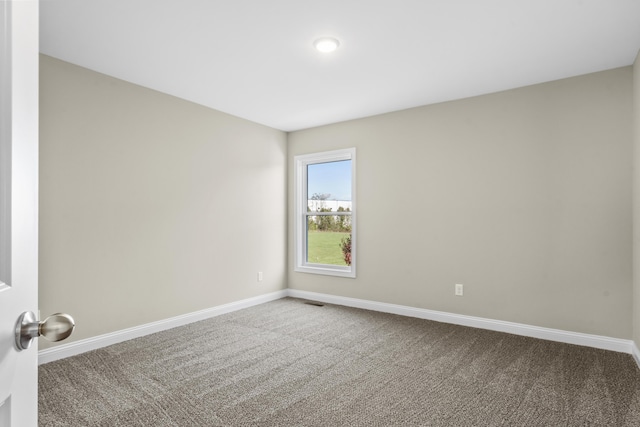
(40, 0, 640, 132)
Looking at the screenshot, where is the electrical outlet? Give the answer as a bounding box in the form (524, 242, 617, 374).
(258, 272, 263, 282)
(455, 284, 464, 296)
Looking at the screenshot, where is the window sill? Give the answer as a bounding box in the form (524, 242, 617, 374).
(294, 263, 356, 278)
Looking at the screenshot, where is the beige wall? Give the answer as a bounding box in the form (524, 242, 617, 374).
(39, 55, 287, 348)
(40, 54, 635, 348)
(634, 51, 640, 346)
(288, 67, 633, 339)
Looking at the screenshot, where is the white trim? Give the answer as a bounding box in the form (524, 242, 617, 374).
(633, 341, 640, 370)
(39, 288, 637, 365)
(38, 290, 288, 365)
(286, 289, 635, 355)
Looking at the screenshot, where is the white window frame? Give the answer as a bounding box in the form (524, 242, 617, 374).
(294, 148, 356, 278)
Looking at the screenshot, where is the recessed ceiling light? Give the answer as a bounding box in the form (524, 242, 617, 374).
(314, 37, 340, 53)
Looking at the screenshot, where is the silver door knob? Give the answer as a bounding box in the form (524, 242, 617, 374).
(15, 311, 75, 351)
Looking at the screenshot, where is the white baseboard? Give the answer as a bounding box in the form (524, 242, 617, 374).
(38, 290, 288, 365)
(40, 287, 636, 365)
(286, 289, 635, 355)
(633, 342, 640, 370)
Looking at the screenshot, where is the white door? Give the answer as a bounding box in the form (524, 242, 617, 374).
(0, 1, 40, 426)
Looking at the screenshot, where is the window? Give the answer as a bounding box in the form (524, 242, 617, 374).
(294, 148, 356, 278)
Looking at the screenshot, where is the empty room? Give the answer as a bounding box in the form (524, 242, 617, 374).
(2, 0, 640, 425)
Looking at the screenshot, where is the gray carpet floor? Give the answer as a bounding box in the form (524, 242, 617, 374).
(39, 297, 640, 426)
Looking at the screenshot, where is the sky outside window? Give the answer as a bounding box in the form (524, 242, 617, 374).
(307, 160, 352, 201)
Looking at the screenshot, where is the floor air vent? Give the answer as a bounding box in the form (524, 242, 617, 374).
(304, 302, 325, 307)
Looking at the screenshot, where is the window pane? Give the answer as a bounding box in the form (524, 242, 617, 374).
(307, 160, 352, 211)
(305, 159, 352, 267)
(307, 216, 351, 266)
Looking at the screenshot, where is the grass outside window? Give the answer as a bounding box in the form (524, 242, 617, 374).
(307, 231, 350, 266)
